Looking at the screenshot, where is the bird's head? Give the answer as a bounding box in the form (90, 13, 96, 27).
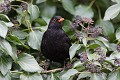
(48, 16, 64, 29)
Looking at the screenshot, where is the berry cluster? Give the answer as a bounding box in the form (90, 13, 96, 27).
(117, 44, 120, 52)
(71, 16, 82, 30)
(20, 2, 28, 11)
(79, 52, 88, 63)
(0, 0, 11, 13)
(82, 17, 94, 24)
(71, 16, 94, 30)
(94, 47, 106, 63)
(114, 58, 120, 66)
(84, 62, 100, 73)
(88, 27, 103, 38)
(75, 32, 87, 41)
(71, 16, 103, 38)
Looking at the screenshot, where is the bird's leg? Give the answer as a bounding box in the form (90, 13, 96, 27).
(61, 61, 72, 69)
(43, 59, 51, 70)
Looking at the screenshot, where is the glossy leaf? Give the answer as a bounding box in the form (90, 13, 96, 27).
(28, 4, 40, 21)
(96, 20, 114, 35)
(75, 5, 94, 18)
(0, 22, 8, 38)
(12, 30, 28, 39)
(0, 56, 12, 75)
(27, 30, 43, 50)
(77, 72, 91, 80)
(61, 0, 74, 14)
(69, 43, 81, 59)
(116, 27, 120, 41)
(0, 40, 17, 61)
(17, 53, 43, 72)
(61, 69, 78, 80)
(0, 14, 10, 22)
(0, 72, 11, 80)
(90, 73, 106, 80)
(111, 0, 120, 3)
(108, 70, 120, 80)
(104, 4, 120, 20)
(42, 5, 56, 18)
(20, 73, 43, 80)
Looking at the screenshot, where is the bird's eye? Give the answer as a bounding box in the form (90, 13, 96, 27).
(53, 19, 56, 22)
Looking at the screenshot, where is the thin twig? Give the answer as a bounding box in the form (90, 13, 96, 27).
(40, 68, 63, 74)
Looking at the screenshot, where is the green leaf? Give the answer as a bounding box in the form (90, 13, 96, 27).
(0, 72, 11, 80)
(75, 5, 94, 18)
(2, 22, 14, 27)
(36, 0, 46, 4)
(73, 61, 83, 68)
(20, 73, 43, 80)
(69, 44, 81, 59)
(82, 37, 87, 46)
(109, 51, 120, 59)
(61, 0, 74, 14)
(61, 69, 78, 80)
(17, 53, 43, 72)
(0, 40, 17, 61)
(0, 22, 8, 38)
(116, 27, 120, 41)
(108, 70, 120, 80)
(27, 30, 43, 50)
(77, 72, 91, 80)
(0, 56, 12, 75)
(96, 20, 114, 35)
(28, 4, 40, 21)
(12, 30, 28, 39)
(42, 5, 56, 18)
(34, 18, 47, 26)
(103, 4, 120, 20)
(90, 73, 106, 80)
(97, 37, 109, 48)
(50, 73, 55, 80)
(112, 0, 120, 3)
(0, 14, 10, 22)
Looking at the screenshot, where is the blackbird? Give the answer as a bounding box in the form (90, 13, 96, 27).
(41, 16, 71, 65)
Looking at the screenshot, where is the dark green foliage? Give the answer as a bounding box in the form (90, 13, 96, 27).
(0, 0, 120, 80)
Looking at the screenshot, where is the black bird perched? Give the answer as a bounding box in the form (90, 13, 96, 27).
(41, 16, 71, 66)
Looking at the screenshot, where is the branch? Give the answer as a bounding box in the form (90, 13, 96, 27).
(40, 68, 63, 74)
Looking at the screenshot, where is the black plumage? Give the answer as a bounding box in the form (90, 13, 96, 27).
(41, 16, 71, 63)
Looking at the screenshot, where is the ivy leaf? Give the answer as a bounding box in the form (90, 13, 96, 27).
(111, 0, 120, 4)
(61, 0, 74, 14)
(75, 5, 94, 18)
(17, 53, 43, 72)
(90, 73, 106, 80)
(20, 73, 43, 80)
(0, 22, 8, 38)
(0, 72, 11, 80)
(0, 14, 10, 22)
(41, 5, 56, 18)
(108, 70, 120, 80)
(82, 37, 87, 46)
(103, 4, 120, 20)
(0, 40, 17, 61)
(28, 4, 40, 21)
(27, 30, 43, 50)
(96, 20, 114, 36)
(12, 30, 28, 39)
(0, 56, 12, 76)
(61, 69, 78, 80)
(77, 72, 91, 80)
(116, 27, 120, 41)
(69, 44, 81, 60)
(34, 18, 47, 26)
(97, 37, 109, 48)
